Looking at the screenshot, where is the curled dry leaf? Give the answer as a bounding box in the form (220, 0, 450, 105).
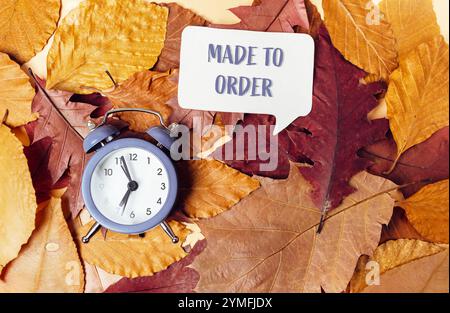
(214, 0, 309, 32)
(0, 0, 61, 64)
(0, 125, 36, 273)
(349, 239, 448, 293)
(76, 220, 190, 278)
(154, 3, 209, 72)
(322, 0, 398, 80)
(105, 240, 206, 293)
(398, 180, 449, 244)
(379, 0, 441, 58)
(0, 196, 84, 292)
(386, 36, 449, 172)
(192, 165, 399, 293)
(47, 0, 168, 94)
(177, 160, 260, 219)
(103, 70, 177, 132)
(380, 208, 425, 244)
(0, 53, 37, 127)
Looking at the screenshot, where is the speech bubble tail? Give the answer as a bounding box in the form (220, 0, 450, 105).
(273, 115, 299, 136)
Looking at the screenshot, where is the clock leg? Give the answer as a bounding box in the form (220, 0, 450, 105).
(160, 221, 179, 244)
(82, 222, 102, 244)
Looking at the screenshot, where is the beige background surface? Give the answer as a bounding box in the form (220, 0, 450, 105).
(26, 0, 449, 77)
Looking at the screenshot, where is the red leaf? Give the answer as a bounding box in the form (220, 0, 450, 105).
(104, 240, 206, 293)
(214, 0, 309, 32)
(361, 127, 449, 198)
(25, 78, 106, 218)
(221, 26, 389, 214)
(153, 3, 209, 72)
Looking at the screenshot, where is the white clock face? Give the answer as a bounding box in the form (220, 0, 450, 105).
(90, 147, 170, 225)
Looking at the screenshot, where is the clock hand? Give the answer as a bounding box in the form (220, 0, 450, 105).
(120, 156, 133, 182)
(117, 188, 132, 216)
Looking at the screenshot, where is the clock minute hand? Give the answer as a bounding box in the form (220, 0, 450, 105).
(117, 188, 132, 216)
(120, 156, 133, 182)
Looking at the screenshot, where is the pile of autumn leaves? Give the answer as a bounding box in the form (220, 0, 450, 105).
(0, 0, 448, 293)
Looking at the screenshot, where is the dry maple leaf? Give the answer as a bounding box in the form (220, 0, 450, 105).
(214, 0, 309, 32)
(379, 0, 441, 58)
(154, 3, 209, 72)
(103, 70, 177, 132)
(25, 78, 104, 219)
(46, 0, 168, 94)
(177, 160, 260, 218)
(361, 127, 449, 198)
(104, 240, 206, 293)
(0, 53, 37, 127)
(192, 165, 400, 293)
(0, 125, 36, 273)
(0, 196, 84, 292)
(380, 208, 425, 244)
(398, 180, 449, 244)
(349, 239, 448, 293)
(76, 220, 190, 278)
(386, 36, 449, 173)
(322, 0, 398, 80)
(0, 0, 60, 64)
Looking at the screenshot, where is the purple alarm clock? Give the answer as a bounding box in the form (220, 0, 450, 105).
(80, 108, 180, 244)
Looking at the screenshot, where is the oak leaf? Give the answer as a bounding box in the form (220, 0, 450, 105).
(25, 79, 104, 218)
(104, 240, 206, 293)
(386, 36, 449, 172)
(379, 0, 441, 58)
(361, 127, 449, 198)
(154, 3, 209, 72)
(77, 220, 190, 278)
(46, 0, 168, 94)
(0, 196, 84, 292)
(398, 180, 449, 244)
(0, 53, 37, 127)
(214, 0, 309, 32)
(103, 70, 177, 132)
(349, 239, 448, 293)
(0, 0, 60, 64)
(322, 0, 398, 80)
(0, 125, 36, 273)
(192, 165, 400, 292)
(177, 160, 260, 218)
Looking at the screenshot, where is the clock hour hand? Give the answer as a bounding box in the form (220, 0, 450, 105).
(120, 156, 133, 182)
(117, 188, 132, 216)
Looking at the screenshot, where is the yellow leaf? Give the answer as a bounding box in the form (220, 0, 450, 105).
(398, 180, 449, 243)
(386, 37, 449, 172)
(0, 196, 84, 292)
(47, 0, 168, 94)
(103, 70, 176, 132)
(0, 53, 37, 127)
(379, 0, 441, 58)
(178, 160, 261, 218)
(349, 239, 448, 293)
(0, 125, 36, 273)
(0, 0, 60, 64)
(322, 0, 398, 80)
(77, 220, 189, 278)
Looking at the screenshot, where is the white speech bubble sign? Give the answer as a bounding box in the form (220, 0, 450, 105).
(178, 26, 315, 135)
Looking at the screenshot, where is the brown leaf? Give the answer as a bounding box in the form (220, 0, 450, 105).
(192, 165, 399, 292)
(76, 220, 190, 278)
(104, 240, 206, 293)
(0, 53, 37, 127)
(349, 239, 448, 293)
(103, 70, 177, 132)
(0, 196, 84, 292)
(154, 3, 209, 72)
(0, 0, 61, 64)
(0, 125, 36, 273)
(380, 208, 425, 244)
(177, 160, 260, 218)
(322, 0, 398, 80)
(398, 180, 449, 244)
(386, 36, 449, 172)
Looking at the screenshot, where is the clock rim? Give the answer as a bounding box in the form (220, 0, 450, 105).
(82, 138, 178, 234)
